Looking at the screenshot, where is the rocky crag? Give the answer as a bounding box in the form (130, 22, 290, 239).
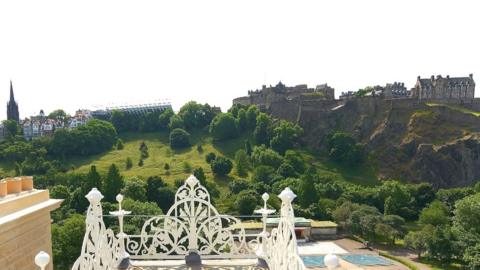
(246, 95, 480, 188)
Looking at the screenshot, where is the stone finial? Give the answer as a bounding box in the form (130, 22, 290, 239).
(470, 73, 473, 79)
(431, 75, 435, 81)
(417, 76, 421, 80)
(446, 75, 450, 79)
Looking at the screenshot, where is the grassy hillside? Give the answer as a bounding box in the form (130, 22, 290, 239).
(65, 130, 378, 187)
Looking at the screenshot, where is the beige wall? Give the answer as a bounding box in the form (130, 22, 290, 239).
(0, 190, 62, 270)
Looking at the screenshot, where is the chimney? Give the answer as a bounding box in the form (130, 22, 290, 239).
(431, 75, 435, 82)
(446, 75, 450, 79)
(417, 76, 421, 80)
(470, 73, 473, 79)
(436, 75, 442, 79)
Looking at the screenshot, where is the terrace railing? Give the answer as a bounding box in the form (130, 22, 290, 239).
(71, 175, 305, 270)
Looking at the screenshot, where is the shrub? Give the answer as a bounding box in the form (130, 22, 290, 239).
(169, 128, 191, 149)
(210, 156, 233, 176)
(116, 139, 124, 150)
(209, 113, 237, 141)
(205, 152, 216, 164)
(125, 157, 133, 169)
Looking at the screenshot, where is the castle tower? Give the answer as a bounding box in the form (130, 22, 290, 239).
(7, 80, 20, 122)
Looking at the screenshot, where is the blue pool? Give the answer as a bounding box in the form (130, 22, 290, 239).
(341, 254, 393, 266)
(301, 255, 325, 268)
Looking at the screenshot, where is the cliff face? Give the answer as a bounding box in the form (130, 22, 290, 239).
(265, 97, 480, 188)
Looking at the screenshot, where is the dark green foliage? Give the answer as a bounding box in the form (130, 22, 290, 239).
(168, 115, 185, 130)
(178, 101, 217, 130)
(103, 164, 124, 202)
(139, 141, 149, 159)
(252, 165, 276, 185)
(244, 140, 252, 156)
(277, 162, 297, 178)
(419, 200, 449, 226)
(270, 120, 303, 154)
(48, 109, 68, 122)
(138, 158, 144, 167)
(254, 113, 271, 145)
(229, 179, 251, 194)
(2, 120, 18, 140)
(246, 105, 259, 130)
(209, 113, 237, 141)
(235, 190, 258, 215)
(205, 152, 216, 164)
(51, 119, 117, 158)
(169, 128, 191, 149)
(69, 187, 89, 213)
(121, 177, 147, 201)
(146, 176, 166, 202)
(196, 144, 203, 153)
(284, 150, 305, 174)
(234, 149, 250, 177)
(251, 145, 284, 169)
(158, 108, 174, 129)
(52, 214, 85, 270)
(126, 157, 133, 169)
(193, 167, 207, 186)
(84, 165, 102, 193)
(164, 163, 170, 170)
(298, 169, 319, 207)
(210, 156, 233, 176)
(116, 139, 124, 150)
(182, 161, 192, 173)
(326, 132, 364, 166)
(122, 199, 163, 234)
(153, 187, 175, 213)
(236, 108, 247, 130)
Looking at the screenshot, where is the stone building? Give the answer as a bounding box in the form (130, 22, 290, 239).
(412, 74, 475, 100)
(0, 179, 62, 270)
(7, 80, 20, 123)
(233, 81, 335, 110)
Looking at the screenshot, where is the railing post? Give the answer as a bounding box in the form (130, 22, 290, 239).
(254, 192, 275, 261)
(110, 194, 131, 256)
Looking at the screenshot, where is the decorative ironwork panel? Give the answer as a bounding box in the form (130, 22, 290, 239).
(126, 175, 259, 259)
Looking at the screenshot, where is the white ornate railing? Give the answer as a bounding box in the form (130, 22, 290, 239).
(124, 175, 260, 259)
(72, 188, 122, 270)
(263, 188, 306, 270)
(71, 175, 305, 270)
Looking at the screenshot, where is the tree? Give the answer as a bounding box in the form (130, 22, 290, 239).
(254, 113, 271, 145)
(193, 167, 207, 186)
(169, 128, 191, 149)
(168, 115, 185, 130)
(178, 101, 217, 130)
(244, 140, 252, 156)
(210, 156, 233, 176)
(235, 190, 258, 215)
(116, 139, 124, 150)
(48, 109, 68, 122)
(146, 176, 166, 202)
(84, 165, 102, 193)
(332, 201, 359, 228)
(404, 227, 432, 258)
(139, 141, 149, 159)
(125, 157, 133, 169)
(234, 149, 250, 177)
(153, 187, 175, 213)
(270, 120, 303, 154)
(158, 108, 174, 129)
(284, 150, 305, 174)
(277, 162, 297, 178)
(103, 164, 124, 202)
(251, 145, 284, 169)
(464, 244, 480, 270)
(426, 225, 457, 262)
(138, 158, 144, 167)
(419, 200, 449, 226)
(52, 214, 85, 270)
(122, 199, 163, 234)
(298, 169, 319, 208)
(326, 132, 364, 166)
(246, 105, 259, 130)
(205, 152, 217, 164)
(236, 108, 247, 130)
(209, 113, 237, 141)
(251, 165, 276, 185)
(121, 177, 147, 201)
(229, 179, 251, 194)
(2, 120, 18, 140)
(69, 187, 90, 213)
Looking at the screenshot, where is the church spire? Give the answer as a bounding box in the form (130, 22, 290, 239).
(7, 80, 20, 122)
(9, 80, 14, 102)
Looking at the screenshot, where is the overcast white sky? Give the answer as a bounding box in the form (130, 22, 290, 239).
(1, 0, 479, 120)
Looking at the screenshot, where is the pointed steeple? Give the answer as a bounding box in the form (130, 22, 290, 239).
(9, 80, 14, 102)
(7, 80, 20, 122)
